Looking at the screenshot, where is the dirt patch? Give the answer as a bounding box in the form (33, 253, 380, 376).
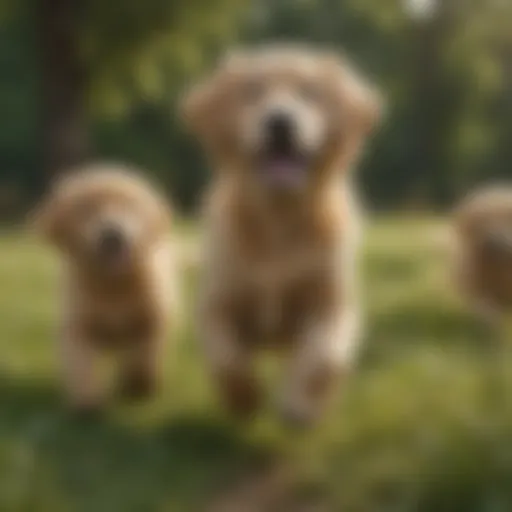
(204, 460, 331, 512)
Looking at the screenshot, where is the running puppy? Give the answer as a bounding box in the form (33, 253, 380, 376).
(183, 46, 382, 425)
(453, 186, 512, 321)
(34, 164, 176, 413)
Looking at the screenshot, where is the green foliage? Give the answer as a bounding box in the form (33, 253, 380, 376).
(0, 2, 39, 205)
(83, 0, 247, 114)
(0, 0, 511, 211)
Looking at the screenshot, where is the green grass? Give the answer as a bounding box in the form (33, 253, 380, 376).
(2, 218, 512, 511)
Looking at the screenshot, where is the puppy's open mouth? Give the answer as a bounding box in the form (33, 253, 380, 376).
(102, 247, 130, 266)
(259, 149, 310, 188)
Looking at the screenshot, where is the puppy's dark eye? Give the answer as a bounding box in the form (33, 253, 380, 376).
(240, 78, 265, 103)
(298, 82, 321, 102)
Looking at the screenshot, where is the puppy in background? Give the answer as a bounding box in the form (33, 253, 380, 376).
(34, 164, 176, 413)
(453, 186, 512, 323)
(183, 45, 382, 425)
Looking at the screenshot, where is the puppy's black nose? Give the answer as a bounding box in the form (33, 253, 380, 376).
(98, 226, 124, 256)
(265, 112, 294, 150)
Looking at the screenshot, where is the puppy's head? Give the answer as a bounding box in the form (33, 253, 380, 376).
(182, 45, 382, 192)
(33, 165, 172, 272)
(455, 187, 512, 258)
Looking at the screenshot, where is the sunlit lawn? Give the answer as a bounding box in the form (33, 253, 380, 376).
(2, 218, 512, 511)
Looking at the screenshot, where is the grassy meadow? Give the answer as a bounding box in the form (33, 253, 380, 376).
(2, 217, 512, 511)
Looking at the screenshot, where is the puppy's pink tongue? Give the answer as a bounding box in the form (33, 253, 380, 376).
(266, 159, 303, 185)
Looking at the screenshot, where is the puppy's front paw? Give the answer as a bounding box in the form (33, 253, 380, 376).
(217, 370, 261, 419)
(119, 371, 158, 401)
(279, 364, 341, 429)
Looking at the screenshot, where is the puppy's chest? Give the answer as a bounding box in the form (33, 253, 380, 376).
(240, 237, 329, 288)
(231, 270, 336, 346)
(74, 293, 160, 347)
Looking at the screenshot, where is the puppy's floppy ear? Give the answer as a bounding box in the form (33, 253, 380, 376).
(154, 199, 173, 237)
(141, 182, 174, 241)
(29, 190, 65, 245)
(454, 189, 503, 238)
(28, 194, 62, 244)
(180, 51, 245, 140)
(181, 75, 217, 138)
(326, 52, 384, 135)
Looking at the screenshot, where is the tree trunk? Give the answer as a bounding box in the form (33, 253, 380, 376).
(37, 0, 89, 183)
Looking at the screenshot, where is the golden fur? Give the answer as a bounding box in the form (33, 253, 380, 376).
(183, 46, 382, 425)
(34, 164, 176, 412)
(453, 186, 512, 320)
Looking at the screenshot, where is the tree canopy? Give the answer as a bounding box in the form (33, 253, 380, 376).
(0, 0, 510, 214)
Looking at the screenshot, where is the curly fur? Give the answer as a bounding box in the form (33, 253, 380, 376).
(34, 163, 177, 411)
(183, 46, 382, 425)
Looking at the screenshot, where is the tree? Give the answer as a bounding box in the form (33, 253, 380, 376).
(38, 0, 88, 175)
(1, 0, 510, 212)
(31, 0, 247, 179)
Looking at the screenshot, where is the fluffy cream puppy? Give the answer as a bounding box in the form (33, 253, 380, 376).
(34, 164, 176, 413)
(183, 46, 382, 425)
(453, 186, 512, 321)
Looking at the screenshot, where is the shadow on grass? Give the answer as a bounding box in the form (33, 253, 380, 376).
(0, 376, 270, 511)
(363, 298, 502, 366)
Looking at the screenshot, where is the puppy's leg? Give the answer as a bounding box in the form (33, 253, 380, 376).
(120, 333, 164, 400)
(202, 309, 260, 418)
(60, 328, 102, 414)
(279, 308, 361, 427)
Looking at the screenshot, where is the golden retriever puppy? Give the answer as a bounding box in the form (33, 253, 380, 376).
(453, 186, 512, 321)
(183, 46, 382, 425)
(34, 164, 176, 413)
